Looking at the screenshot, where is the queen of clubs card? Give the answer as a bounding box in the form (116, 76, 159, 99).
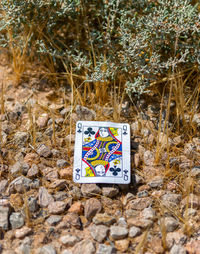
(82, 127, 122, 177)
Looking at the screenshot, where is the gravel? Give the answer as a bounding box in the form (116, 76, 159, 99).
(1, 77, 200, 253)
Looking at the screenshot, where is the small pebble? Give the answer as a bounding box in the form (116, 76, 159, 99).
(96, 244, 115, 254)
(84, 198, 102, 220)
(129, 226, 141, 238)
(56, 159, 70, 168)
(110, 226, 128, 240)
(15, 226, 32, 239)
(37, 144, 52, 157)
(46, 215, 62, 226)
(59, 234, 79, 247)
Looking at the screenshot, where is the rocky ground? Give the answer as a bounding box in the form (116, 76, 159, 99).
(0, 58, 200, 254)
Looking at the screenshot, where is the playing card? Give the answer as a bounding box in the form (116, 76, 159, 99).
(73, 121, 131, 184)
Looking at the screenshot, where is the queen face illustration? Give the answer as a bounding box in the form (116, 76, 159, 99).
(99, 127, 109, 138)
(95, 164, 106, 176)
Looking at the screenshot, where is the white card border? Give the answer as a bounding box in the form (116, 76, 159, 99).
(73, 121, 131, 184)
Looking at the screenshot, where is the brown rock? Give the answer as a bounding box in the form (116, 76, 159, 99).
(127, 218, 153, 229)
(37, 144, 52, 158)
(0, 205, 10, 230)
(102, 185, 119, 198)
(138, 185, 150, 192)
(41, 167, 58, 181)
(36, 113, 49, 128)
(115, 239, 130, 253)
(24, 153, 39, 165)
(33, 232, 47, 246)
(166, 181, 177, 191)
(148, 236, 164, 254)
(38, 187, 54, 208)
(143, 150, 155, 166)
(73, 239, 95, 254)
(63, 213, 82, 229)
(49, 179, 67, 190)
(181, 194, 200, 209)
(15, 226, 32, 239)
(27, 164, 39, 178)
(92, 213, 116, 226)
(0, 180, 8, 193)
(185, 240, 200, 254)
(89, 224, 109, 243)
(166, 231, 187, 249)
(101, 196, 122, 214)
(59, 234, 79, 247)
(59, 167, 73, 179)
(84, 198, 102, 220)
(143, 166, 164, 181)
(127, 197, 152, 210)
(134, 153, 140, 167)
(81, 184, 101, 197)
(48, 201, 67, 214)
(68, 202, 83, 214)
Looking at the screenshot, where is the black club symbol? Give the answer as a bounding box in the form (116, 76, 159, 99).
(76, 168, 80, 173)
(84, 127, 95, 137)
(110, 166, 121, 176)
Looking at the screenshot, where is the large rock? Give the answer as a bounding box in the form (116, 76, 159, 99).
(81, 184, 101, 197)
(163, 217, 179, 232)
(27, 164, 39, 178)
(36, 245, 57, 254)
(96, 244, 116, 254)
(115, 239, 130, 253)
(166, 231, 187, 249)
(170, 244, 186, 254)
(9, 212, 25, 229)
(181, 194, 200, 209)
(8, 176, 32, 194)
(0, 180, 8, 194)
(84, 198, 102, 220)
(110, 226, 128, 240)
(48, 201, 67, 214)
(14, 132, 29, 147)
(185, 240, 200, 254)
(127, 197, 152, 210)
(76, 105, 96, 120)
(92, 213, 116, 226)
(148, 176, 163, 188)
(141, 207, 156, 220)
(73, 239, 96, 254)
(161, 193, 182, 208)
(129, 226, 141, 238)
(56, 159, 70, 168)
(89, 224, 109, 242)
(0, 206, 10, 230)
(38, 187, 54, 208)
(15, 226, 32, 239)
(59, 234, 79, 247)
(101, 185, 119, 198)
(37, 144, 52, 158)
(63, 213, 82, 229)
(46, 215, 62, 226)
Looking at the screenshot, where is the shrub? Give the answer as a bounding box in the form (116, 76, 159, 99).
(0, 0, 199, 95)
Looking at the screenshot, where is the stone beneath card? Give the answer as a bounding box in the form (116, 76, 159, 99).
(73, 121, 131, 184)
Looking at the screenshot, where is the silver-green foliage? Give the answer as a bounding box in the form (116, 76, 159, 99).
(0, 0, 199, 95)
